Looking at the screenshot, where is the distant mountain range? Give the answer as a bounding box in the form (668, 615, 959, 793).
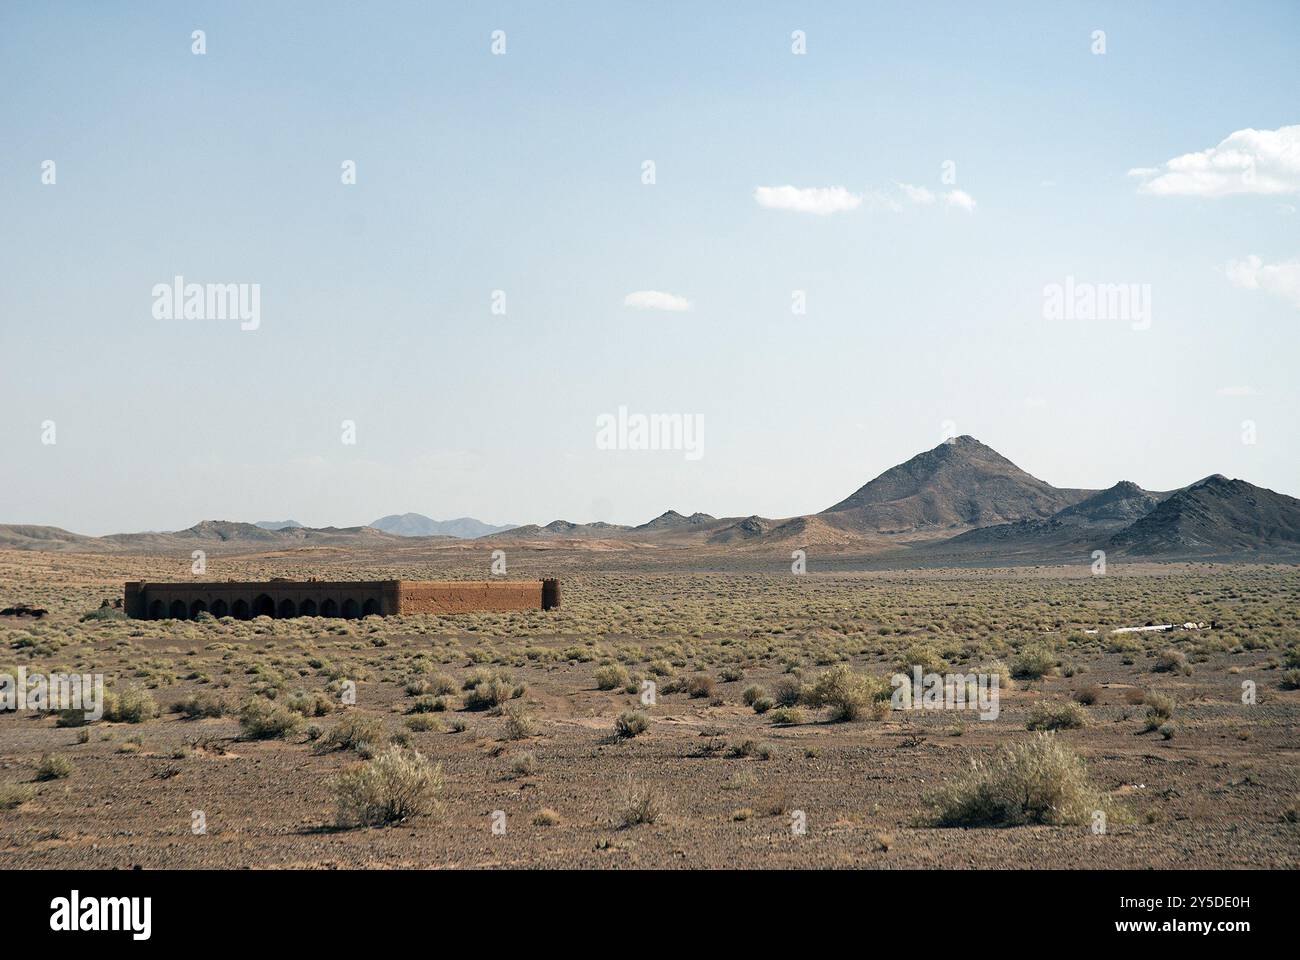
(3, 437, 1297, 561)
(369, 514, 517, 539)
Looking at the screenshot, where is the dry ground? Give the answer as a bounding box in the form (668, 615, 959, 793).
(1, 546, 1297, 868)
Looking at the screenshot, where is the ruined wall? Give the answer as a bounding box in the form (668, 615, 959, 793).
(397, 580, 544, 614)
(124, 579, 558, 619)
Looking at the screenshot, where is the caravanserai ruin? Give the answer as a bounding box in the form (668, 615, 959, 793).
(123, 579, 560, 620)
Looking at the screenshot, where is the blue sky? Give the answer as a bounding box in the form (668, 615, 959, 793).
(2, 1, 1297, 534)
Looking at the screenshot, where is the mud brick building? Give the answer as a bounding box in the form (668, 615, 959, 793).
(124, 578, 560, 620)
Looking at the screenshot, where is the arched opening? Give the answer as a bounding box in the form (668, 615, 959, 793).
(362, 598, 380, 617)
(210, 599, 229, 618)
(299, 598, 317, 617)
(252, 594, 275, 618)
(169, 599, 188, 620)
(189, 599, 208, 618)
(148, 599, 165, 620)
(277, 598, 297, 619)
(320, 598, 338, 618)
(341, 598, 359, 619)
(232, 598, 251, 620)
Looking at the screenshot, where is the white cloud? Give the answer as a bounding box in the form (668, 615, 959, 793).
(1224, 254, 1300, 307)
(754, 185, 862, 215)
(897, 182, 935, 204)
(1129, 125, 1300, 197)
(755, 182, 977, 216)
(944, 189, 977, 212)
(623, 290, 692, 312)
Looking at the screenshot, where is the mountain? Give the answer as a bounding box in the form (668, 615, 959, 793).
(493, 520, 634, 540)
(635, 510, 716, 531)
(255, 520, 304, 530)
(1049, 481, 1163, 526)
(1108, 476, 1300, 555)
(0, 524, 98, 551)
(819, 436, 1088, 536)
(369, 514, 518, 539)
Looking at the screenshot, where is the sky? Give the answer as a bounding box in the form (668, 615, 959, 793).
(1, 1, 1297, 535)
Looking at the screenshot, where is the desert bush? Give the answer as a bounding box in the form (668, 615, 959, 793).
(897, 644, 949, 675)
(614, 774, 660, 827)
(741, 685, 767, 707)
(1281, 669, 1300, 690)
(175, 692, 227, 719)
(405, 714, 442, 732)
(501, 704, 537, 740)
(594, 664, 630, 691)
(0, 783, 34, 809)
(686, 674, 716, 699)
(334, 746, 442, 827)
(35, 754, 73, 781)
(751, 696, 774, 714)
(1143, 691, 1175, 731)
(238, 696, 302, 740)
(286, 690, 334, 717)
(802, 664, 889, 722)
(1026, 700, 1088, 731)
(719, 666, 744, 683)
(927, 733, 1112, 827)
(768, 706, 805, 725)
(463, 675, 519, 710)
(104, 686, 159, 723)
(510, 752, 538, 778)
(1011, 645, 1056, 680)
(1158, 722, 1177, 740)
(533, 808, 560, 826)
(1072, 684, 1102, 706)
(613, 710, 650, 739)
(772, 677, 804, 707)
(1153, 648, 1191, 675)
(320, 714, 387, 755)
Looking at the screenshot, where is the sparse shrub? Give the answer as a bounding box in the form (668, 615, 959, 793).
(751, 696, 774, 714)
(686, 674, 715, 699)
(1026, 700, 1088, 731)
(320, 714, 387, 755)
(501, 704, 537, 740)
(35, 754, 73, 781)
(448, 717, 468, 733)
(533, 807, 560, 826)
(1154, 648, 1191, 675)
(614, 774, 660, 827)
(772, 677, 804, 707)
(176, 692, 227, 719)
(407, 695, 446, 714)
(1073, 684, 1102, 706)
(405, 714, 442, 732)
(510, 752, 538, 778)
(897, 644, 948, 675)
(768, 705, 805, 725)
(1011, 644, 1056, 680)
(1143, 692, 1175, 731)
(1158, 722, 1177, 740)
(0, 783, 34, 809)
(463, 675, 518, 710)
(238, 696, 302, 740)
(741, 685, 767, 707)
(104, 686, 159, 723)
(1279, 669, 1300, 690)
(594, 664, 630, 691)
(286, 690, 334, 717)
(927, 733, 1114, 827)
(802, 664, 889, 722)
(613, 710, 650, 739)
(719, 666, 744, 683)
(334, 746, 442, 827)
